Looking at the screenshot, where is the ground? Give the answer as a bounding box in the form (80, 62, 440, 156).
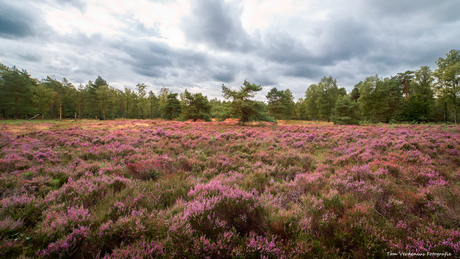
(0, 119, 459, 258)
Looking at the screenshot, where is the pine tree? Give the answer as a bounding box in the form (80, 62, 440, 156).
(181, 89, 212, 121)
(219, 80, 275, 125)
(160, 93, 182, 120)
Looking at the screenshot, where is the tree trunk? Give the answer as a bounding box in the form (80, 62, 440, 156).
(454, 103, 458, 124)
(444, 102, 448, 124)
(404, 81, 409, 100)
(454, 84, 458, 124)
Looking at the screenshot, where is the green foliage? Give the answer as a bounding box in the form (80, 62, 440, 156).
(398, 66, 435, 123)
(295, 97, 308, 120)
(266, 88, 296, 120)
(219, 80, 276, 125)
(434, 49, 460, 124)
(180, 89, 212, 121)
(209, 98, 227, 119)
(331, 95, 360, 125)
(148, 91, 160, 119)
(266, 87, 287, 119)
(397, 70, 415, 100)
(31, 84, 56, 119)
(304, 83, 320, 120)
(316, 76, 346, 122)
(136, 83, 149, 119)
(160, 93, 182, 120)
(357, 76, 402, 123)
(303, 76, 346, 122)
(0, 66, 35, 119)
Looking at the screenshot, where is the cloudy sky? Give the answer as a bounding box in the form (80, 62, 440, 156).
(1, 0, 459, 100)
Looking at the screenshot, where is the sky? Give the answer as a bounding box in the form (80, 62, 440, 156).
(1, 0, 459, 101)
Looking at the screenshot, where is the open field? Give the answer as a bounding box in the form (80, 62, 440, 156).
(1, 120, 459, 258)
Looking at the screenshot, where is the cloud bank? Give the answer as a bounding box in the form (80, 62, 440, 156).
(1, 0, 459, 100)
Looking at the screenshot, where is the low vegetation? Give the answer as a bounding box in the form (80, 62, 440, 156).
(0, 119, 459, 258)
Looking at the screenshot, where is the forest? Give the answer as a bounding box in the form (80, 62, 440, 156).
(0, 49, 459, 124)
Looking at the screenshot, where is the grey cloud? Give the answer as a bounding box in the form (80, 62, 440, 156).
(0, 2, 37, 38)
(212, 71, 235, 82)
(252, 76, 277, 87)
(258, 16, 375, 79)
(181, 0, 254, 52)
(364, 0, 460, 23)
(317, 17, 374, 63)
(114, 38, 211, 79)
(284, 63, 324, 80)
(17, 53, 43, 62)
(125, 43, 174, 77)
(261, 32, 312, 64)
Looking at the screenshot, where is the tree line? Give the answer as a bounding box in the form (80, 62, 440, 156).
(0, 49, 458, 124)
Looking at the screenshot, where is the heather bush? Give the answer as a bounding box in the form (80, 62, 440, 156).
(1, 120, 459, 257)
(183, 180, 267, 237)
(44, 175, 131, 208)
(0, 194, 44, 227)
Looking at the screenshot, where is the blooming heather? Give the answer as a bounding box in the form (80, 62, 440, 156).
(0, 120, 459, 258)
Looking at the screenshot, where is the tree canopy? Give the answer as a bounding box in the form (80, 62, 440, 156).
(219, 80, 275, 125)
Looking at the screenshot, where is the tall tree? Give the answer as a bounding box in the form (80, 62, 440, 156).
(357, 75, 389, 123)
(304, 84, 320, 121)
(219, 80, 275, 125)
(136, 83, 148, 119)
(62, 78, 78, 119)
(397, 70, 414, 100)
(124, 87, 132, 119)
(350, 86, 360, 102)
(0, 66, 35, 119)
(434, 49, 460, 124)
(76, 84, 85, 119)
(157, 86, 171, 118)
(95, 84, 112, 120)
(181, 89, 212, 121)
(148, 91, 159, 119)
(315, 76, 345, 122)
(266, 87, 287, 120)
(31, 83, 56, 119)
(382, 77, 403, 122)
(400, 66, 435, 122)
(283, 89, 296, 120)
(160, 93, 182, 120)
(84, 76, 109, 119)
(295, 98, 308, 120)
(43, 76, 66, 120)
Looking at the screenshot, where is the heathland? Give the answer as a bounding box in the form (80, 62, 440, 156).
(0, 119, 459, 258)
